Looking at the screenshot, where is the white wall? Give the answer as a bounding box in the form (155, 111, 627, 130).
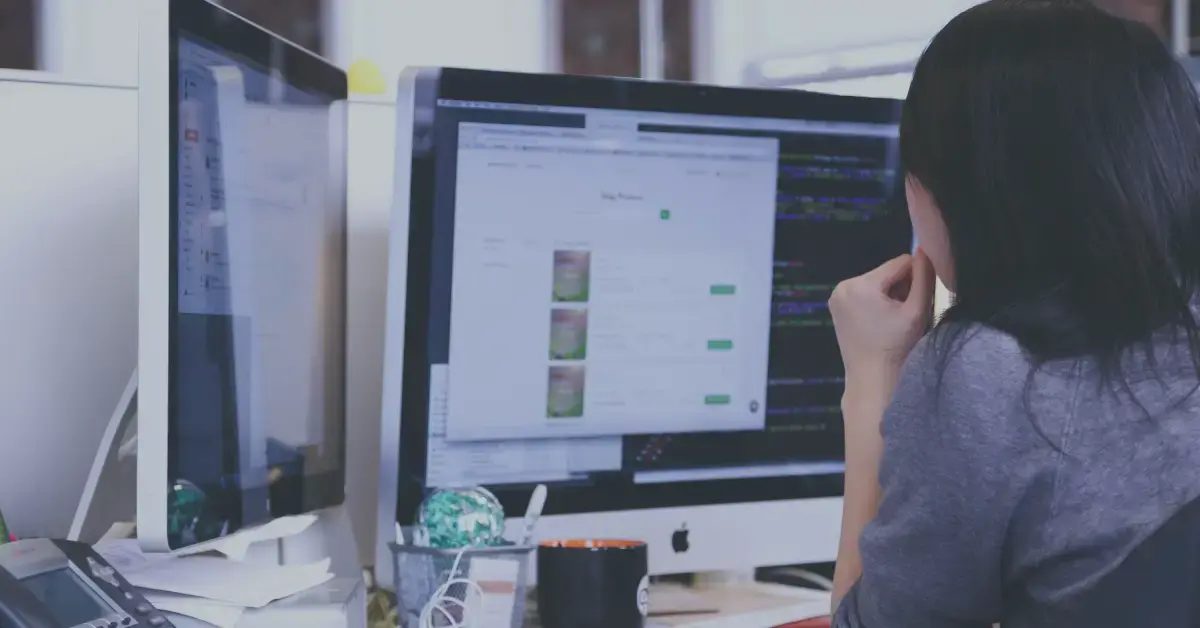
(38, 0, 139, 86)
(0, 74, 139, 537)
(343, 98, 397, 568)
(336, 0, 551, 99)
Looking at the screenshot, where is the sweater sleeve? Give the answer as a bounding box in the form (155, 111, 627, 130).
(833, 329, 1030, 628)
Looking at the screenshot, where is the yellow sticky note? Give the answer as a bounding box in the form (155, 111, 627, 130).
(348, 58, 386, 95)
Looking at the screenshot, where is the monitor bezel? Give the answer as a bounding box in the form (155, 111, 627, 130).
(390, 67, 906, 527)
(136, 0, 348, 553)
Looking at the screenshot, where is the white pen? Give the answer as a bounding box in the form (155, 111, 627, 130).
(518, 484, 548, 546)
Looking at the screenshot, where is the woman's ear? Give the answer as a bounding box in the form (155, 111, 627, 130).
(905, 176, 955, 291)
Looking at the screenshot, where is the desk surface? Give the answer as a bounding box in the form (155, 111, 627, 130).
(167, 577, 366, 628)
(525, 582, 831, 628)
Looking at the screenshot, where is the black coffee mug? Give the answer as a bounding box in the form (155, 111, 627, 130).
(536, 539, 649, 628)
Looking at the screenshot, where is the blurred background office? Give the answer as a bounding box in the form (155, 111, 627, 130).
(0, 0, 1192, 569)
(0, 0, 1187, 91)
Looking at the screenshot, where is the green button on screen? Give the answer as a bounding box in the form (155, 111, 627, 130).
(709, 284, 736, 295)
(707, 339, 733, 350)
(704, 394, 731, 405)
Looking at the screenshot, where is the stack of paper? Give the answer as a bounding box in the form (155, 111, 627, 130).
(95, 515, 334, 628)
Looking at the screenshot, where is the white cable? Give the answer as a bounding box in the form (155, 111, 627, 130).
(419, 547, 485, 628)
(775, 567, 835, 591)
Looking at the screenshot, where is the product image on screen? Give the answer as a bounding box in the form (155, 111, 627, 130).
(551, 251, 591, 303)
(21, 568, 112, 627)
(548, 308, 588, 361)
(396, 92, 912, 523)
(546, 365, 587, 418)
(167, 33, 345, 548)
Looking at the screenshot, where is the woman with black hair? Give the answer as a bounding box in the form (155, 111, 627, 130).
(829, 1, 1200, 626)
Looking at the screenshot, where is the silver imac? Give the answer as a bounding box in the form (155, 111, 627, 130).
(375, 67, 911, 588)
(137, 0, 348, 552)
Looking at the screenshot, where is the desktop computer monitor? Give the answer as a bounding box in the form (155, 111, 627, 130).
(375, 68, 911, 587)
(137, 0, 349, 552)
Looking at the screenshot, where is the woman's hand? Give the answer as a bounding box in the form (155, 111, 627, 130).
(829, 249, 936, 611)
(829, 249, 936, 405)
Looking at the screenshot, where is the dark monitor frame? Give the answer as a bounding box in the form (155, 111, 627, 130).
(392, 67, 907, 524)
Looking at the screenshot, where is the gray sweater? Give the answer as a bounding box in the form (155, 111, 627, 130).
(834, 324, 1200, 627)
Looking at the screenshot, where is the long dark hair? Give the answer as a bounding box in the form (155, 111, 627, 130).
(903, 0, 1200, 394)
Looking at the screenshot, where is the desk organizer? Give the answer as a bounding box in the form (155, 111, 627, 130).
(390, 542, 534, 628)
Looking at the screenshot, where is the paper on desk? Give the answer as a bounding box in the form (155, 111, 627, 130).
(171, 513, 319, 560)
(95, 539, 172, 574)
(124, 556, 333, 608)
(143, 592, 244, 628)
(651, 585, 721, 616)
(99, 522, 137, 543)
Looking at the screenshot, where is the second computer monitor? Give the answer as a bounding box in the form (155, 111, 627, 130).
(377, 68, 910, 587)
(137, 0, 348, 552)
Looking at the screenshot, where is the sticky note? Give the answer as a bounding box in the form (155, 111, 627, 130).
(348, 59, 386, 95)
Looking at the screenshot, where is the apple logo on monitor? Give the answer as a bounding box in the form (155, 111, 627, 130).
(671, 523, 689, 553)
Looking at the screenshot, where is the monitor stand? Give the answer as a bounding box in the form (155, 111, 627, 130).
(69, 369, 358, 576)
(236, 504, 360, 576)
(694, 569, 759, 586)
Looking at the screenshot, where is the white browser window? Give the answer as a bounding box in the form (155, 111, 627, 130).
(444, 121, 780, 441)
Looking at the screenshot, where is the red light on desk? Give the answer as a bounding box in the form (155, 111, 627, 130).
(774, 619, 831, 628)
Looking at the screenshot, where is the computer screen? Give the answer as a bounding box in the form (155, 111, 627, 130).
(137, 0, 348, 550)
(389, 70, 911, 528)
(446, 120, 777, 441)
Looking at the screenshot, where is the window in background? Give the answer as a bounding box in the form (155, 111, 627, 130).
(1093, 0, 1168, 37)
(663, 0, 693, 81)
(0, 0, 37, 70)
(734, 1, 983, 96)
(1187, 0, 1200, 53)
(561, 0, 641, 77)
(743, 0, 978, 64)
(561, 0, 694, 79)
(779, 2, 1174, 99)
(217, 0, 325, 57)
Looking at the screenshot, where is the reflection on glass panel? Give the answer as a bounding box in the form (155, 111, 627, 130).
(218, 0, 325, 57)
(172, 34, 345, 547)
(0, 0, 37, 70)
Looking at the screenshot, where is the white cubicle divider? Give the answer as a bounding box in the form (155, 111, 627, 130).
(0, 74, 399, 569)
(0, 72, 139, 538)
(344, 95, 399, 569)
